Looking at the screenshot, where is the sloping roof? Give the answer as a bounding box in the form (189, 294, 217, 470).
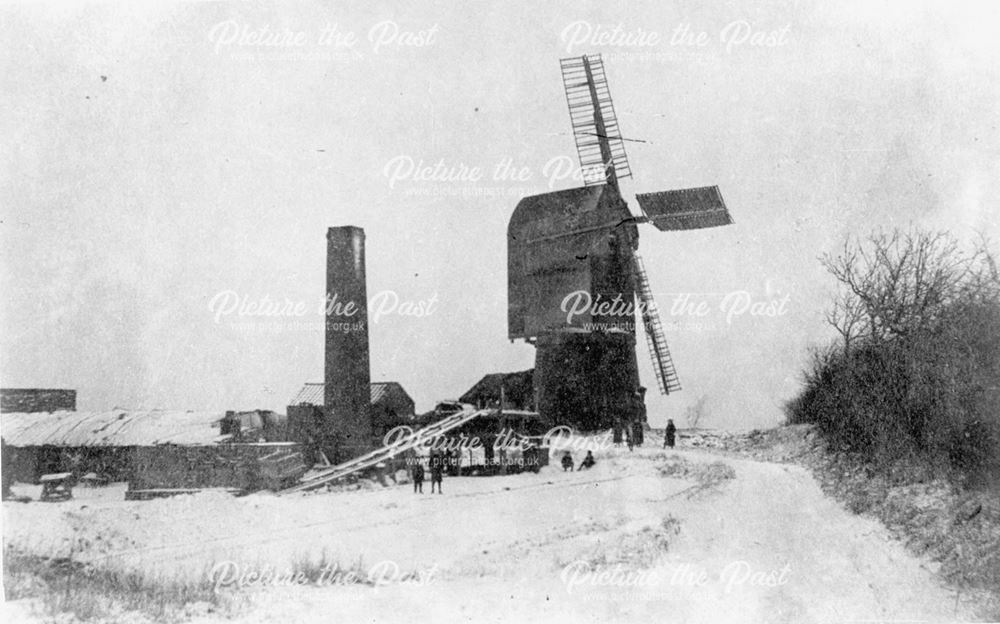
(459, 370, 534, 406)
(370, 382, 391, 405)
(507, 185, 607, 239)
(289, 383, 325, 406)
(0, 409, 228, 448)
(288, 382, 414, 410)
(461, 373, 506, 398)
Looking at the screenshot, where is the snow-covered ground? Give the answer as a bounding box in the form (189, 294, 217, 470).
(2, 444, 979, 623)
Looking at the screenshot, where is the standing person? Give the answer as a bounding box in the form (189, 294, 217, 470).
(412, 460, 425, 494)
(429, 451, 444, 494)
(664, 419, 677, 449)
(633, 388, 647, 447)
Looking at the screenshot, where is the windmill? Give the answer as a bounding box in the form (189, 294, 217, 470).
(507, 53, 733, 434)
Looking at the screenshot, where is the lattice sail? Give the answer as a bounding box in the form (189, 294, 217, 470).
(632, 250, 681, 394)
(559, 54, 632, 186)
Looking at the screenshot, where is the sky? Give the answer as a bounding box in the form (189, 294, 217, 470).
(1, 0, 998, 430)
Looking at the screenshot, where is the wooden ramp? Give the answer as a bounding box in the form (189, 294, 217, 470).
(277, 408, 488, 495)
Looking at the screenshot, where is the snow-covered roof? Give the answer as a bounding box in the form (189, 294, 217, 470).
(0, 409, 229, 447)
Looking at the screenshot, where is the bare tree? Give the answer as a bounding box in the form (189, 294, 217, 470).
(825, 289, 866, 351)
(821, 229, 997, 347)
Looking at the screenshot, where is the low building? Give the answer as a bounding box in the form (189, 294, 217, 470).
(0, 409, 300, 493)
(459, 370, 535, 411)
(287, 381, 416, 465)
(287, 382, 416, 462)
(1, 409, 230, 481)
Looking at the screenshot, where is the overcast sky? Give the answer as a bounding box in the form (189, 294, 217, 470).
(2, 0, 997, 430)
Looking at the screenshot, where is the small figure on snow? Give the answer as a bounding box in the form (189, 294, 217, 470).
(412, 461, 425, 493)
(429, 452, 444, 494)
(561, 452, 574, 472)
(663, 419, 677, 449)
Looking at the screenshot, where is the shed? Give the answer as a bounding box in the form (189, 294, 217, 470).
(0, 409, 228, 482)
(287, 381, 416, 444)
(459, 370, 535, 411)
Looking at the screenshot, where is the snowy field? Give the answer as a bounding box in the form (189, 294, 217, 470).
(2, 444, 977, 623)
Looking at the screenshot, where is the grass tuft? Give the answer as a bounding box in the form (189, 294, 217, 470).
(3, 545, 233, 622)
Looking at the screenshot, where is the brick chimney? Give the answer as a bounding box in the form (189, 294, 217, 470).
(324, 226, 372, 461)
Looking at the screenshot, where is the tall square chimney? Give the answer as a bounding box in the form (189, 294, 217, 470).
(324, 226, 372, 460)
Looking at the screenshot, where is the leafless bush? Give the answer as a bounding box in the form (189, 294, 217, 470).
(790, 228, 1000, 484)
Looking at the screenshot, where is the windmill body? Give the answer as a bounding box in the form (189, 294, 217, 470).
(507, 54, 733, 434)
(508, 183, 641, 432)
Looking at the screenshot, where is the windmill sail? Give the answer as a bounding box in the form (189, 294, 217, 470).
(636, 186, 733, 231)
(631, 250, 681, 394)
(559, 54, 632, 187)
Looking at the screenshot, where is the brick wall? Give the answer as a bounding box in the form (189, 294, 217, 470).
(0, 388, 76, 413)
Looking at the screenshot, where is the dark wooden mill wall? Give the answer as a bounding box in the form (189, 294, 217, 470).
(507, 184, 643, 432)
